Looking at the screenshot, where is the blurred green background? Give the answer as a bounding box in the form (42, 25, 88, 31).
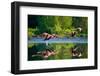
(28, 15, 88, 38)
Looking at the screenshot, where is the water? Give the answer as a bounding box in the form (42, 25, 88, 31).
(28, 43, 88, 61)
(28, 37, 87, 44)
(28, 37, 88, 61)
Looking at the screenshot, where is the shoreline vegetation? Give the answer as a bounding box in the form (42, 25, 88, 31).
(28, 15, 88, 39)
(28, 15, 88, 61)
(28, 27, 87, 40)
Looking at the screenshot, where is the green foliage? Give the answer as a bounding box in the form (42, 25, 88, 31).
(72, 17, 88, 35)
(28, 28, 38, 38)
(28, 15, 88, 37)
(81, 17, 88, 34)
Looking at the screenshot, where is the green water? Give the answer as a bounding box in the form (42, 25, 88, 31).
(28, 43, 88, 61)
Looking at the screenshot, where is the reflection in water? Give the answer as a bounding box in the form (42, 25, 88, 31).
(28, 43, 88, 61)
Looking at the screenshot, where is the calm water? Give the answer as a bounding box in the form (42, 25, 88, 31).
(28, 37, 87, 44)
(28, 37, 88, 61)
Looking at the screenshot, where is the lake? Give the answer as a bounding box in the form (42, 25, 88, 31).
(28, 37, 88, 61)
(28, 37, 87, 44)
